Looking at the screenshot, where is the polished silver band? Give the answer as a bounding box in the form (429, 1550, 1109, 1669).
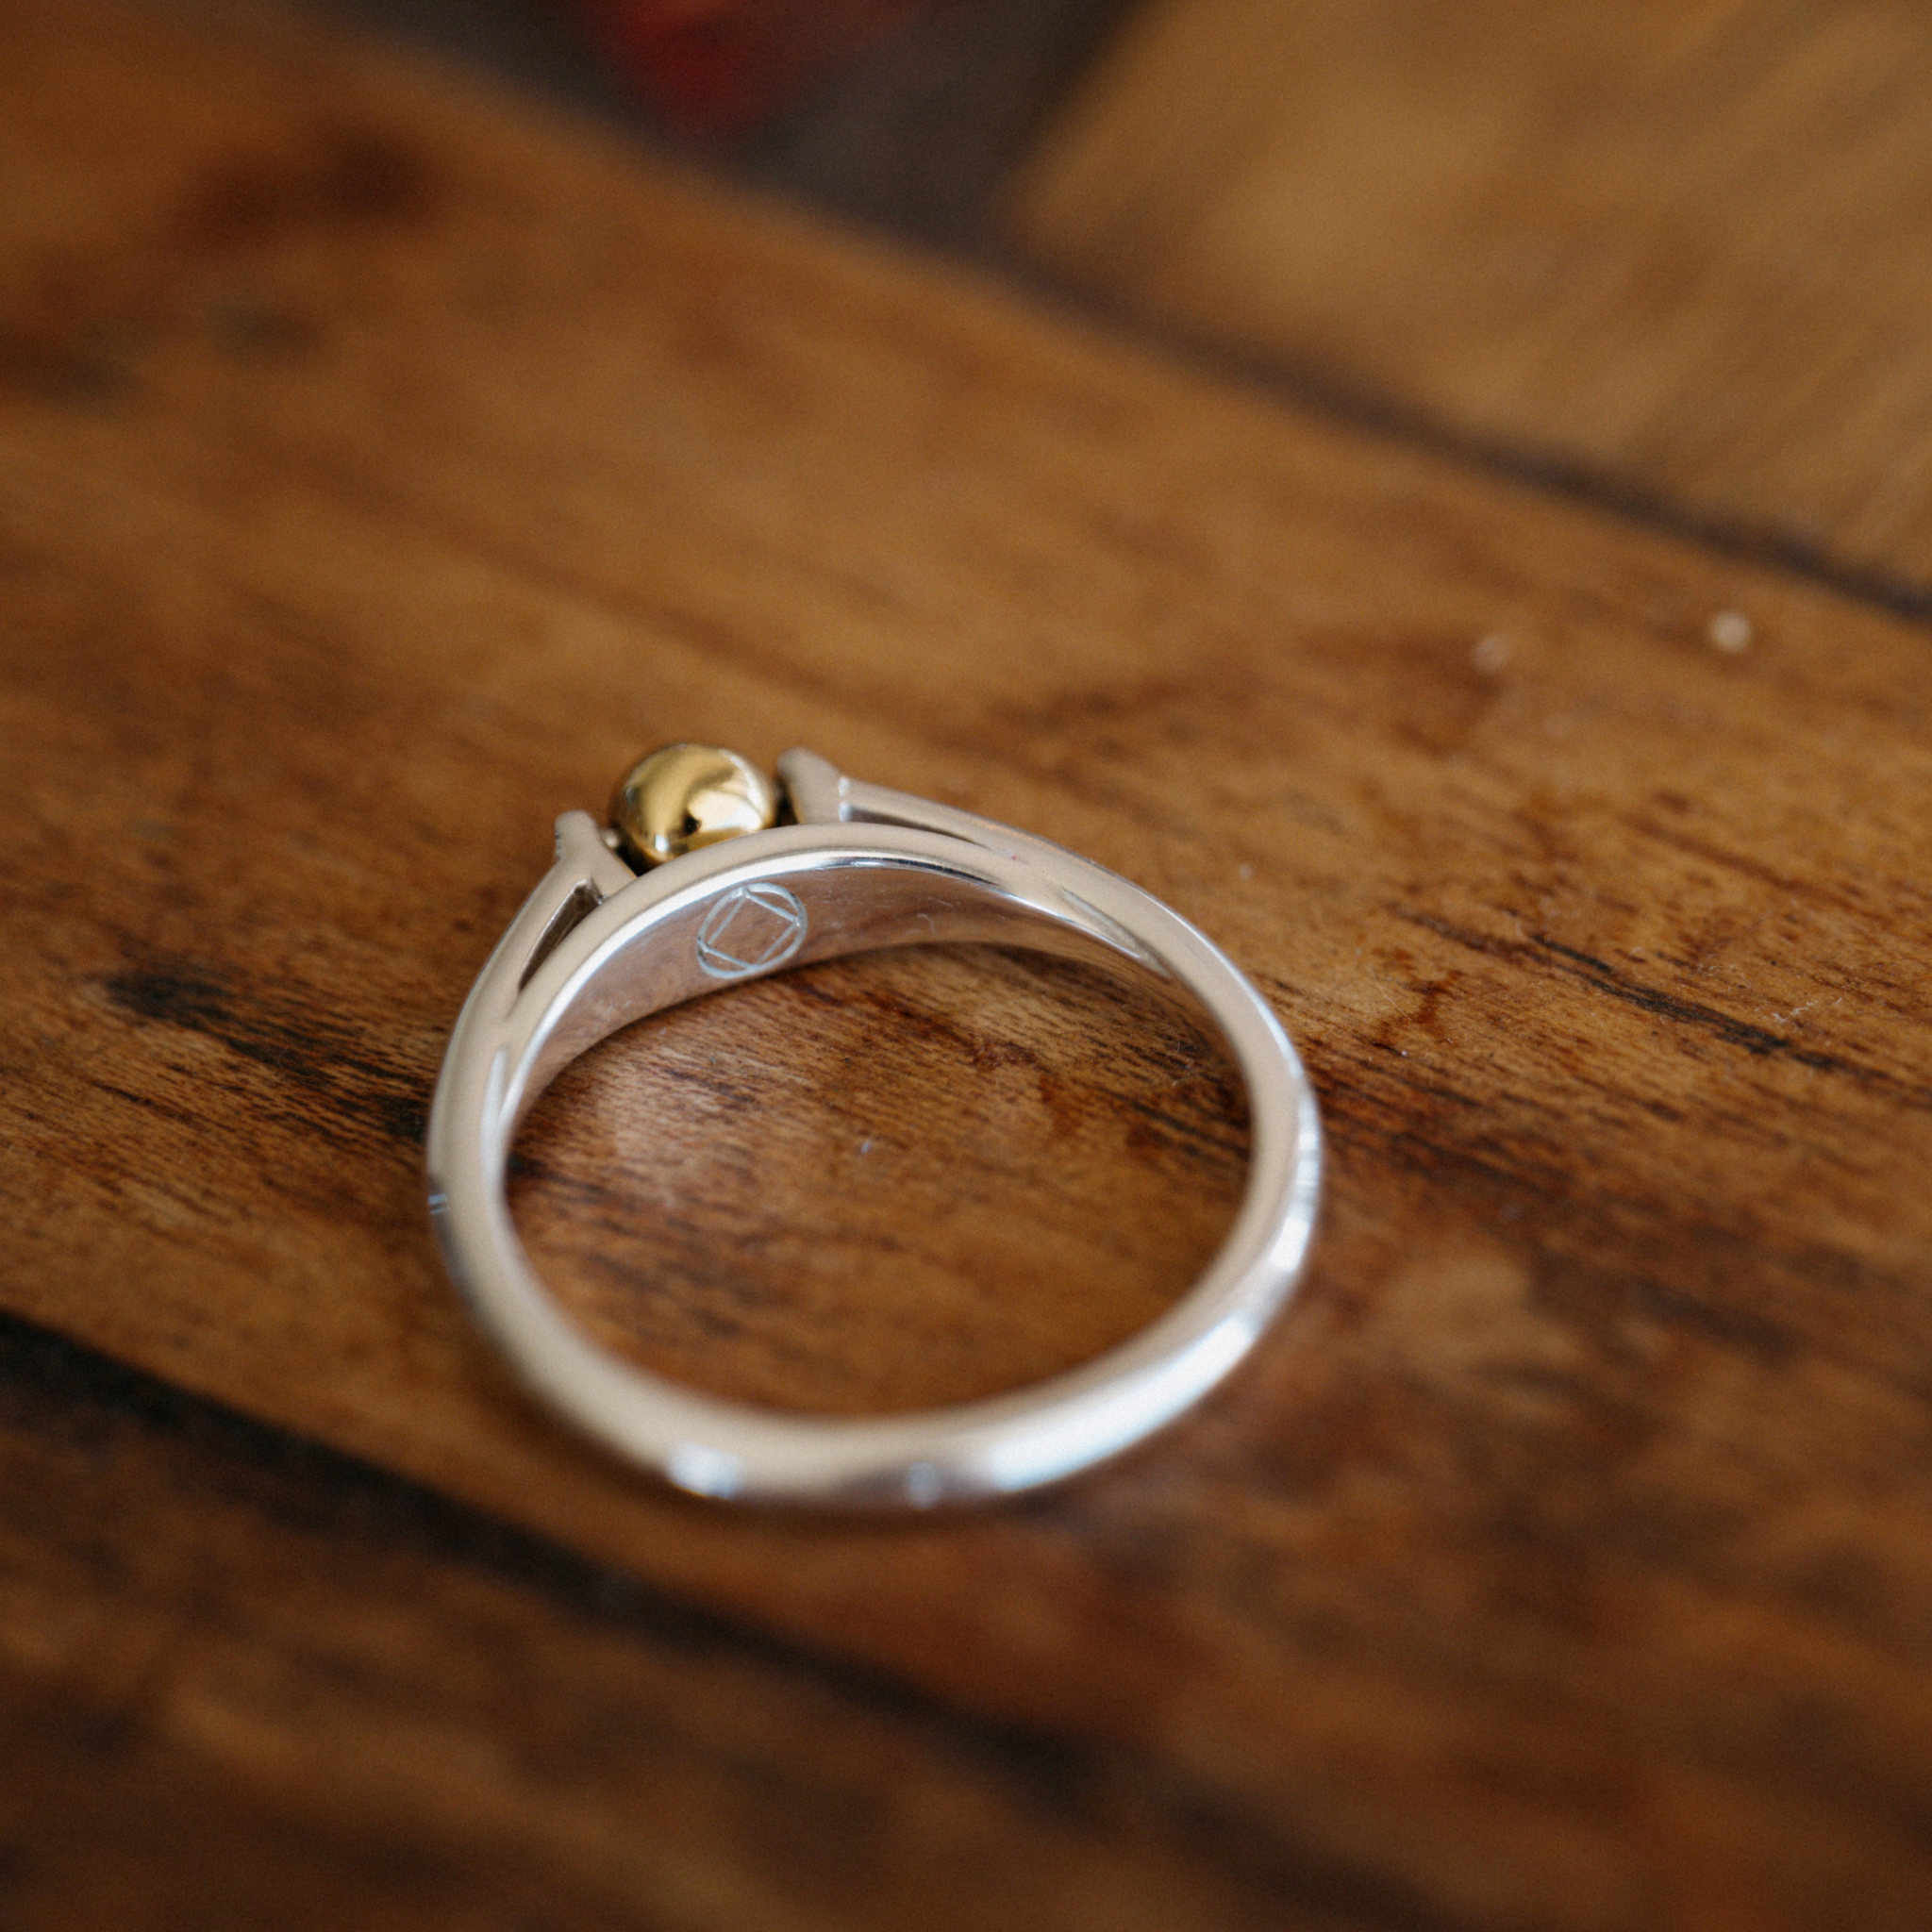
(426, 750, 1322, 1507)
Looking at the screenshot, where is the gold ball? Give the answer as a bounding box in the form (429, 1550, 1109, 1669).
(609, 743, 777, 868)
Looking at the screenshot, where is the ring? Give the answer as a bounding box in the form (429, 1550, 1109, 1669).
(426, 745, 1323, 1507)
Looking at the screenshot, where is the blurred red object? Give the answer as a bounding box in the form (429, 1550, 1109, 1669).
(583, 0, 931, 135)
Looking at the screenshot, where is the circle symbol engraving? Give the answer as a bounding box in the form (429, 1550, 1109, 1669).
(695, 883, 808, 981)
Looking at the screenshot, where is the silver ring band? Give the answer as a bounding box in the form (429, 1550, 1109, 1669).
(427, 750, 1322, 1507)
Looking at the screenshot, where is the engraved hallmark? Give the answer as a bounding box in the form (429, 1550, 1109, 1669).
(695, 883, 808, 980)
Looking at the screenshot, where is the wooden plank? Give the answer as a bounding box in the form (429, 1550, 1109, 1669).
(4, 0, 1932, 1922)
(0, 1317, 1314, 1932)
(1008, 0, 1932, 594)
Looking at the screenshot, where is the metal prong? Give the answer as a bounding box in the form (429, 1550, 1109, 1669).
(554, 809, 638, 897)
(776, 746, 847, 825)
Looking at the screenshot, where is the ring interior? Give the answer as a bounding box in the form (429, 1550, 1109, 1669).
(514, 851, 1231, 1133)
(501, 855, 1257, 1426)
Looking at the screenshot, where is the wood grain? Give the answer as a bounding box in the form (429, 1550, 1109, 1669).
(1009, 0, 1932, 596)
(5, 0, 1932, 1924)
(0, 1315, 1328, 1932)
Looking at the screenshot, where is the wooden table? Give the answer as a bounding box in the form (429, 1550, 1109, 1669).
(3, 1, 1929, 1924)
